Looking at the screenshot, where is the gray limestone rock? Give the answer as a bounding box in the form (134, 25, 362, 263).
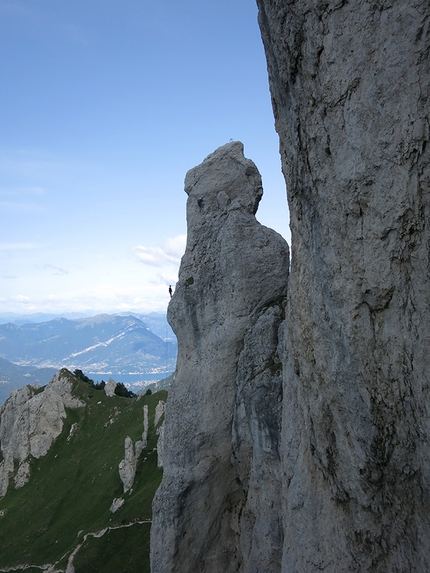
(156, 421, 164, 469)
(118, 436, 136, 493)
(104, 378, 117, 397)
(154, 401, 165, 469)
(256, 1, 430, 571)
(150, 142, 289, 573)
(110, 497, 125, 513)
(0, 369, 84, 498)
(151, 5, 429, 569)
(232, 304, 285, 572)
(14, 461, 31, 489)
(118, 406, 149, 492)
(154, 400, 165, 428)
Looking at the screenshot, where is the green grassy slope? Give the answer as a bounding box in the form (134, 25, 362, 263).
(0, 371, 166, 572)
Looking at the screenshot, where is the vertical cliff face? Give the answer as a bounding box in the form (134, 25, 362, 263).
(150, 142, 289, 573)
(151, 4, 429, 572)
(256, 1, 430, 571)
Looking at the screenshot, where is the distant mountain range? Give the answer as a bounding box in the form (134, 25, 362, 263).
(0, 312, 93, 326)
(0, 358, 57, 405)
(0, 313, 177, 390)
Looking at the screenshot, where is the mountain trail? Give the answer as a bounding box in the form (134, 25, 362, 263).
(0, 519, 152, 573)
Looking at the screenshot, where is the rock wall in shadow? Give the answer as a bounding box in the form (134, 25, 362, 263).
(257, 1, 430, 570)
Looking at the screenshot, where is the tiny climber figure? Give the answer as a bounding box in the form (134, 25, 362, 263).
(169, 285, 173, 298)
(197, 198, 204, 209)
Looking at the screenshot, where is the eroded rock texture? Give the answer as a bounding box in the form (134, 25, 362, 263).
(256, 1, 430, 571)
(0, 369, 84, 498)
(151, 3, 429, 572)
(151, 142, 289, 572)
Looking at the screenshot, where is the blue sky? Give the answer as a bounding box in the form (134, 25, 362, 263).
(0, 0, 290, 317)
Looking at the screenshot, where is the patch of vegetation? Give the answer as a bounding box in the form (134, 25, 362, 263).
(114, 381, 135, 398)
(185, 276, 194, 286)
(73, 369, 106, 391)
(73, 369, 135, 397)
(33, 385, 46, 395)
(0, 370, 167, 572)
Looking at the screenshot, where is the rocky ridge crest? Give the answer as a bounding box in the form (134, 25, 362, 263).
(0, 369, 84, 498)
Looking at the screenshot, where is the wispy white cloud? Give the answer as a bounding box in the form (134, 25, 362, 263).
(0, 201, 45, 213)
(0, 294, 39, 313)
(133, 246, 177, 267)
(2, 274, 17, 279)
(0, 242, 44, 251)
(0, 186, 46, 197)
(0, 186, 47, 212)
(133, 235, 186, 268)
(0, 149, 88, 185)
(0, 283, 171, 316)
(12, 295, 30, 303)
(0, 1, 93, 45)
(44, 264, 69, 276)
(149, 272, 179, 287)
(162, 235, 187, 258)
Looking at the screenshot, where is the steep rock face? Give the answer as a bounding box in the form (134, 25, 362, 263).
(119, 436, 138, 493)
(151, 142, 289, 572)
(232, 303, 285, 571)
(0, 369, 84, 497)
(118, 404, 150, 492)
(256, 1, 430, 571)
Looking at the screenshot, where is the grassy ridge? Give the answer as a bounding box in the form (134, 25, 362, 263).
(0, 372, 166, 572)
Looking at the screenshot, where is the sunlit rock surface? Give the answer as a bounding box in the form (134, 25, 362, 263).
(0, 369, 84, 498)
(150, 142, 289, 573)
(151, 5, 429, 569)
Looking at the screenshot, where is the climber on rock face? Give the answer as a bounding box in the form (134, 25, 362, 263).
(169, 285, 173, 298)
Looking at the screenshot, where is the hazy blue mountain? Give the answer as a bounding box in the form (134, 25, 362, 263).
(0, 357, 57, 405)
(0, 312, 91, 326)
(121, 312, 175, 341)
(0, 314, 177, 380)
